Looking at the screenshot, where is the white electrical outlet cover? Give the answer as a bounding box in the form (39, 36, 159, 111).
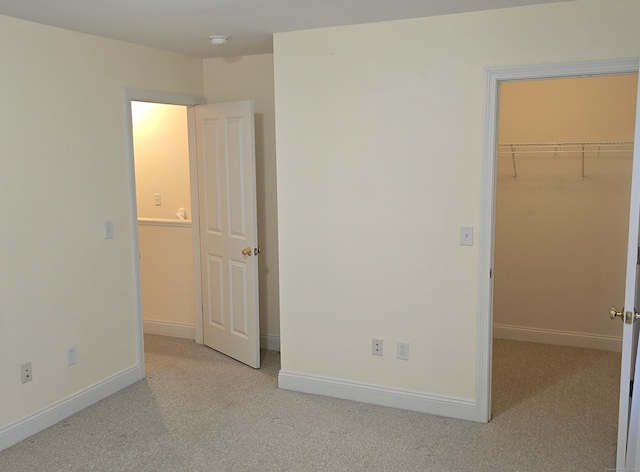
(372, 338, 383, 356)
(397, 341, 409, 360)
(66, 346, 77, 366)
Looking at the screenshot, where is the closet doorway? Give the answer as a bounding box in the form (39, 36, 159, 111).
(493, 74, 637, 349)
(491, 74, 638, 433)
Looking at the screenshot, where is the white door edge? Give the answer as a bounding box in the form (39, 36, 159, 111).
(186, 106, 204, 345)
(477, 58, 640, 424)
(123, 89, 205, 369)
(622, 59, 640, 469)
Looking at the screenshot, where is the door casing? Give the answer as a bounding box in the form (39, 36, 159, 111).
(477, 58, 640, 423)
(123, 89, 205, 376)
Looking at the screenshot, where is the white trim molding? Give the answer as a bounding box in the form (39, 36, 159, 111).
(187, 106, 204, 345)
(494, 324, 622, 352)
(477, 58, 640, 424)
(123, 88, 205, 369)
(278, 371, 476, 422)
(124, 89, 204, 107)
(260, 335, 280, 352)
(143, 320, 196, 339)
(138, 218, 192, 228)
(0, 364, 143, 452)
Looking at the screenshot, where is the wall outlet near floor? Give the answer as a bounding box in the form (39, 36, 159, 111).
(21, 362, 32, 384)
(372, 338, 383, 356)
(397, 341, 409, 360)
(66, 346, 77, 366)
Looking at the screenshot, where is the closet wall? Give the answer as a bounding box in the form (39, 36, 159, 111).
(493, 74, 638, 351)
(133, 102, 195, 338)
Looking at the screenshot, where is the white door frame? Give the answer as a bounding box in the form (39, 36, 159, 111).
(476, 58, 640, 423)
(123, 89, 205, 373)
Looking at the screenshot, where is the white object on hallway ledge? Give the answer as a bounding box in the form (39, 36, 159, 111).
(175, 208, 187, 220)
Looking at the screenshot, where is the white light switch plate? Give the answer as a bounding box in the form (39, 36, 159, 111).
(460, 226, 473, 246)
(104, 221, 114, 239)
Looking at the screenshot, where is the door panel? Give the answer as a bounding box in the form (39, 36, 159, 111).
(202, 118, 223, 234)
(196, 101, 260, 368)
(231, 260, 249, 337)
(207, 255, 224, 328)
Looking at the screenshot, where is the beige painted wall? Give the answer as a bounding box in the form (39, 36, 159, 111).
(273, 0, 640, 400)
(494, 75, 637, 342)
(203, 54, 280, 338)
(138, 223, 195, 330)
(133, 102, 191, 220)
(133, 102, 195, 334)
(0, 14, 203, 428)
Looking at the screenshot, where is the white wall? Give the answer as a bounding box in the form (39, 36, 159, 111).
(494, 75, 638, 350)
(203, 55, 280, 341)
(0, 14, 202, 435)
(273, 0, 640, 407)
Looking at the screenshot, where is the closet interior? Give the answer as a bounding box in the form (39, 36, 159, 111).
(493, 74, 638, 352)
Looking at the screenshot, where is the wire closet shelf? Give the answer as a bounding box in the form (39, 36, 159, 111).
(498, 141, 635, 179)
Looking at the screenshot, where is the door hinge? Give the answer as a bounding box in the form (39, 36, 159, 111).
(631, 379, 634, 397)
(637, 247, 640, 266)
(490, 268, 493, 279)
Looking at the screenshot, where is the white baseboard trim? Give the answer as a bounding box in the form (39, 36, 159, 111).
(0, 364, 143, 452)
(278, 371, 477, 422)
(493, 324, 622, 352)
(261, 335, 280, 352)
(143, 320, 195, 339)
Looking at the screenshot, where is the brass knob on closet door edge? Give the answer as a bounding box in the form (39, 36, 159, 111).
(241, 247, 252, 256)
(610, 306, 640, 324)
(610, 306, 624, 321)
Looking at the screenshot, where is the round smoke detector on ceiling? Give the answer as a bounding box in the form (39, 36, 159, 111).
(210, 35, 228, 45)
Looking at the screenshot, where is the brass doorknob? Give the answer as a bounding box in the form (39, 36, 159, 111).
(610, 306, 624, 321)
(611, 306, 640, 324)
(241, 247, 252, 256)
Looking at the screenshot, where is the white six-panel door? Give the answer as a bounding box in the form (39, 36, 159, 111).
(195, 101, 260, 368)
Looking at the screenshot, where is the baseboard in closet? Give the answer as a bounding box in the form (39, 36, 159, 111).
(143, 320, 195, 339)
(493, 323, 621, 352)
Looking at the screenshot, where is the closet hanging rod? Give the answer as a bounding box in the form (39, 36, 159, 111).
(497, 141, 634, 180)
(498, 141, 634, 154)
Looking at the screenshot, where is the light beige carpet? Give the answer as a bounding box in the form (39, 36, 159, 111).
(0, 335, 620, 471)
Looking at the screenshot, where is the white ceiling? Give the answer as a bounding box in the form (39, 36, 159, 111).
(0, 0, 576, 58)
